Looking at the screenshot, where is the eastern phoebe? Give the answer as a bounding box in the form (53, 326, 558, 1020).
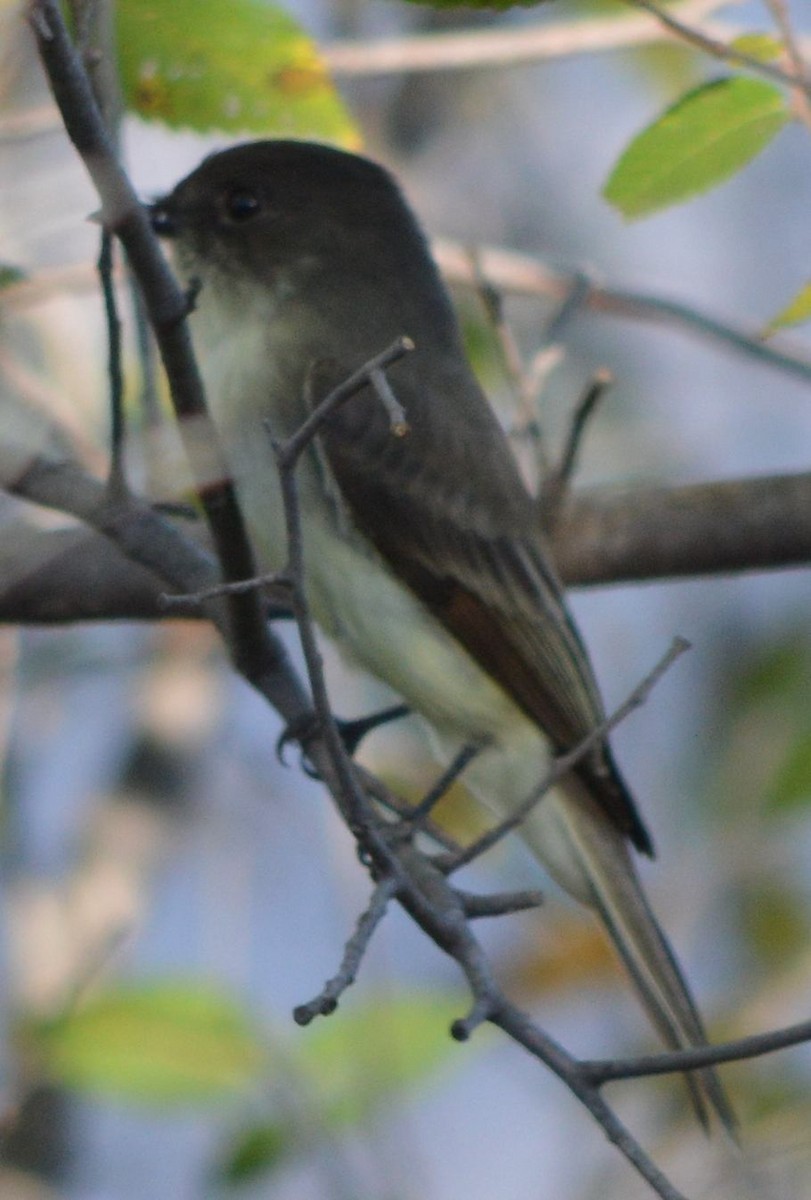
(151, 141, 730, 1126)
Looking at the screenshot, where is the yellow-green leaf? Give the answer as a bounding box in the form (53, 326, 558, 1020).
(603, 77, 790, 219)
(730, 33, 783, 63)
(116, 0, 358, 146)
(36, 981, 264, 1105)
(765, 281, 811, 334)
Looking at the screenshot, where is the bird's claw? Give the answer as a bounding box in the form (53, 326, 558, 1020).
(275, 703, 411, 778)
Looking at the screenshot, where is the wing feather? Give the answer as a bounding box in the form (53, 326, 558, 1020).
(313, 359, 653, 854)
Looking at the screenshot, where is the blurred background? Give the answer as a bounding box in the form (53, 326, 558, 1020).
(2, 1, 811, 1197)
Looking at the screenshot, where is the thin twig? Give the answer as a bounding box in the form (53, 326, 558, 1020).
(490, 1005, 690, 1200)
(405, 742, 481, 829)
(470, 249, 529, 405)
(369, 366, 410, 435)
(456, 887, 544, 918)
(454, 637, 689, 869)
(433, 241, 811, 389)
(470, 248, 552, 482)
(287, 337, 414, 465)
(581, 1014, 811, 1085)
(626, 0, 811, 97)
(541, 368, 614, 516)
(157, 570, 290, 608)
(293, 878, 399, 1025)
(764, 0, 811, 131)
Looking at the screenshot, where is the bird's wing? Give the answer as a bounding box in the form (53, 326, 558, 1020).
(311, 358, 652, 854)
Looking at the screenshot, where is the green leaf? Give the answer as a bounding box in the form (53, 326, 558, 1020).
(603, 77, 790, 218)
(36, 981, 264, 1105)
(765, 281, 811, 334)
(116, 0, 358, 145)
(216, 1122, 287, 1187)
(730, 33, 783, 63)
(298, 992, 468, 1126)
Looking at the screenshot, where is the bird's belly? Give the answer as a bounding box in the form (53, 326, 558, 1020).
(194, 326, 524, 741)
(304, 519, 520, 741)
(194, 327, 596, 901)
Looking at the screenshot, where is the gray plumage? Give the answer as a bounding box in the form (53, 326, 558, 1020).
(152, 140, 733, 1130)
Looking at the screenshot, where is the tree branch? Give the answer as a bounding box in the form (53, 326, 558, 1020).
(434, 242, 811, 389)
(549, 472, 811, 586)
(3, 463, 811, 625)
(322, 0, 732, 77)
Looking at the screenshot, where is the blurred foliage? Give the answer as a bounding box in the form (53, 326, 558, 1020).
(32, 980, 265, 1105)
(739, 881, 811, 967)
(0, 262, 25, 289)
(296, 992, 469, 1128)
(115, 0, 358, 144)
(724, 630, 811, 814)
(209, 991, 469, 1188)
(215, 1120, 288, 1188)
(504, 910, 620, 997)
(714, 630, 811, 985)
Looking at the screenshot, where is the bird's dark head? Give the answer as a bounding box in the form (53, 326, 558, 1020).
(149, 140, 426, 288)
(150, 139, 462, 368)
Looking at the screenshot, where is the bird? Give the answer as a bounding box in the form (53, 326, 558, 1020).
(150, 139, 732, 1128)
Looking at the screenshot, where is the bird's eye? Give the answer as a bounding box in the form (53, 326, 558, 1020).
(149, 204, 176, 237)
(224, 188, 262, 222)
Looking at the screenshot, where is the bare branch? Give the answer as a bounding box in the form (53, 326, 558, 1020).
(581, 1015, 811, 1086)
(28, 0, 314, 725)
(541, 368, 613, 514)
(289, 337, 414, 465)
(293, 878, 398, 1026)
(550, 471, 811, 585)
(404, 742, 481, 829)
(322, 0, 731, 77)
(765, 0, 811, 131)
(626, 0, 811, 98)
(435, 242, 811, 389)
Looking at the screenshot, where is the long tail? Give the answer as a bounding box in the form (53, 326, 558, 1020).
(522, 777, 736, 1133)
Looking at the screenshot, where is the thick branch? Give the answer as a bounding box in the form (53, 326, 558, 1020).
(3, 466, 811, 624)
(549, 472, 811, 586)
(0, 522, 178, 623)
